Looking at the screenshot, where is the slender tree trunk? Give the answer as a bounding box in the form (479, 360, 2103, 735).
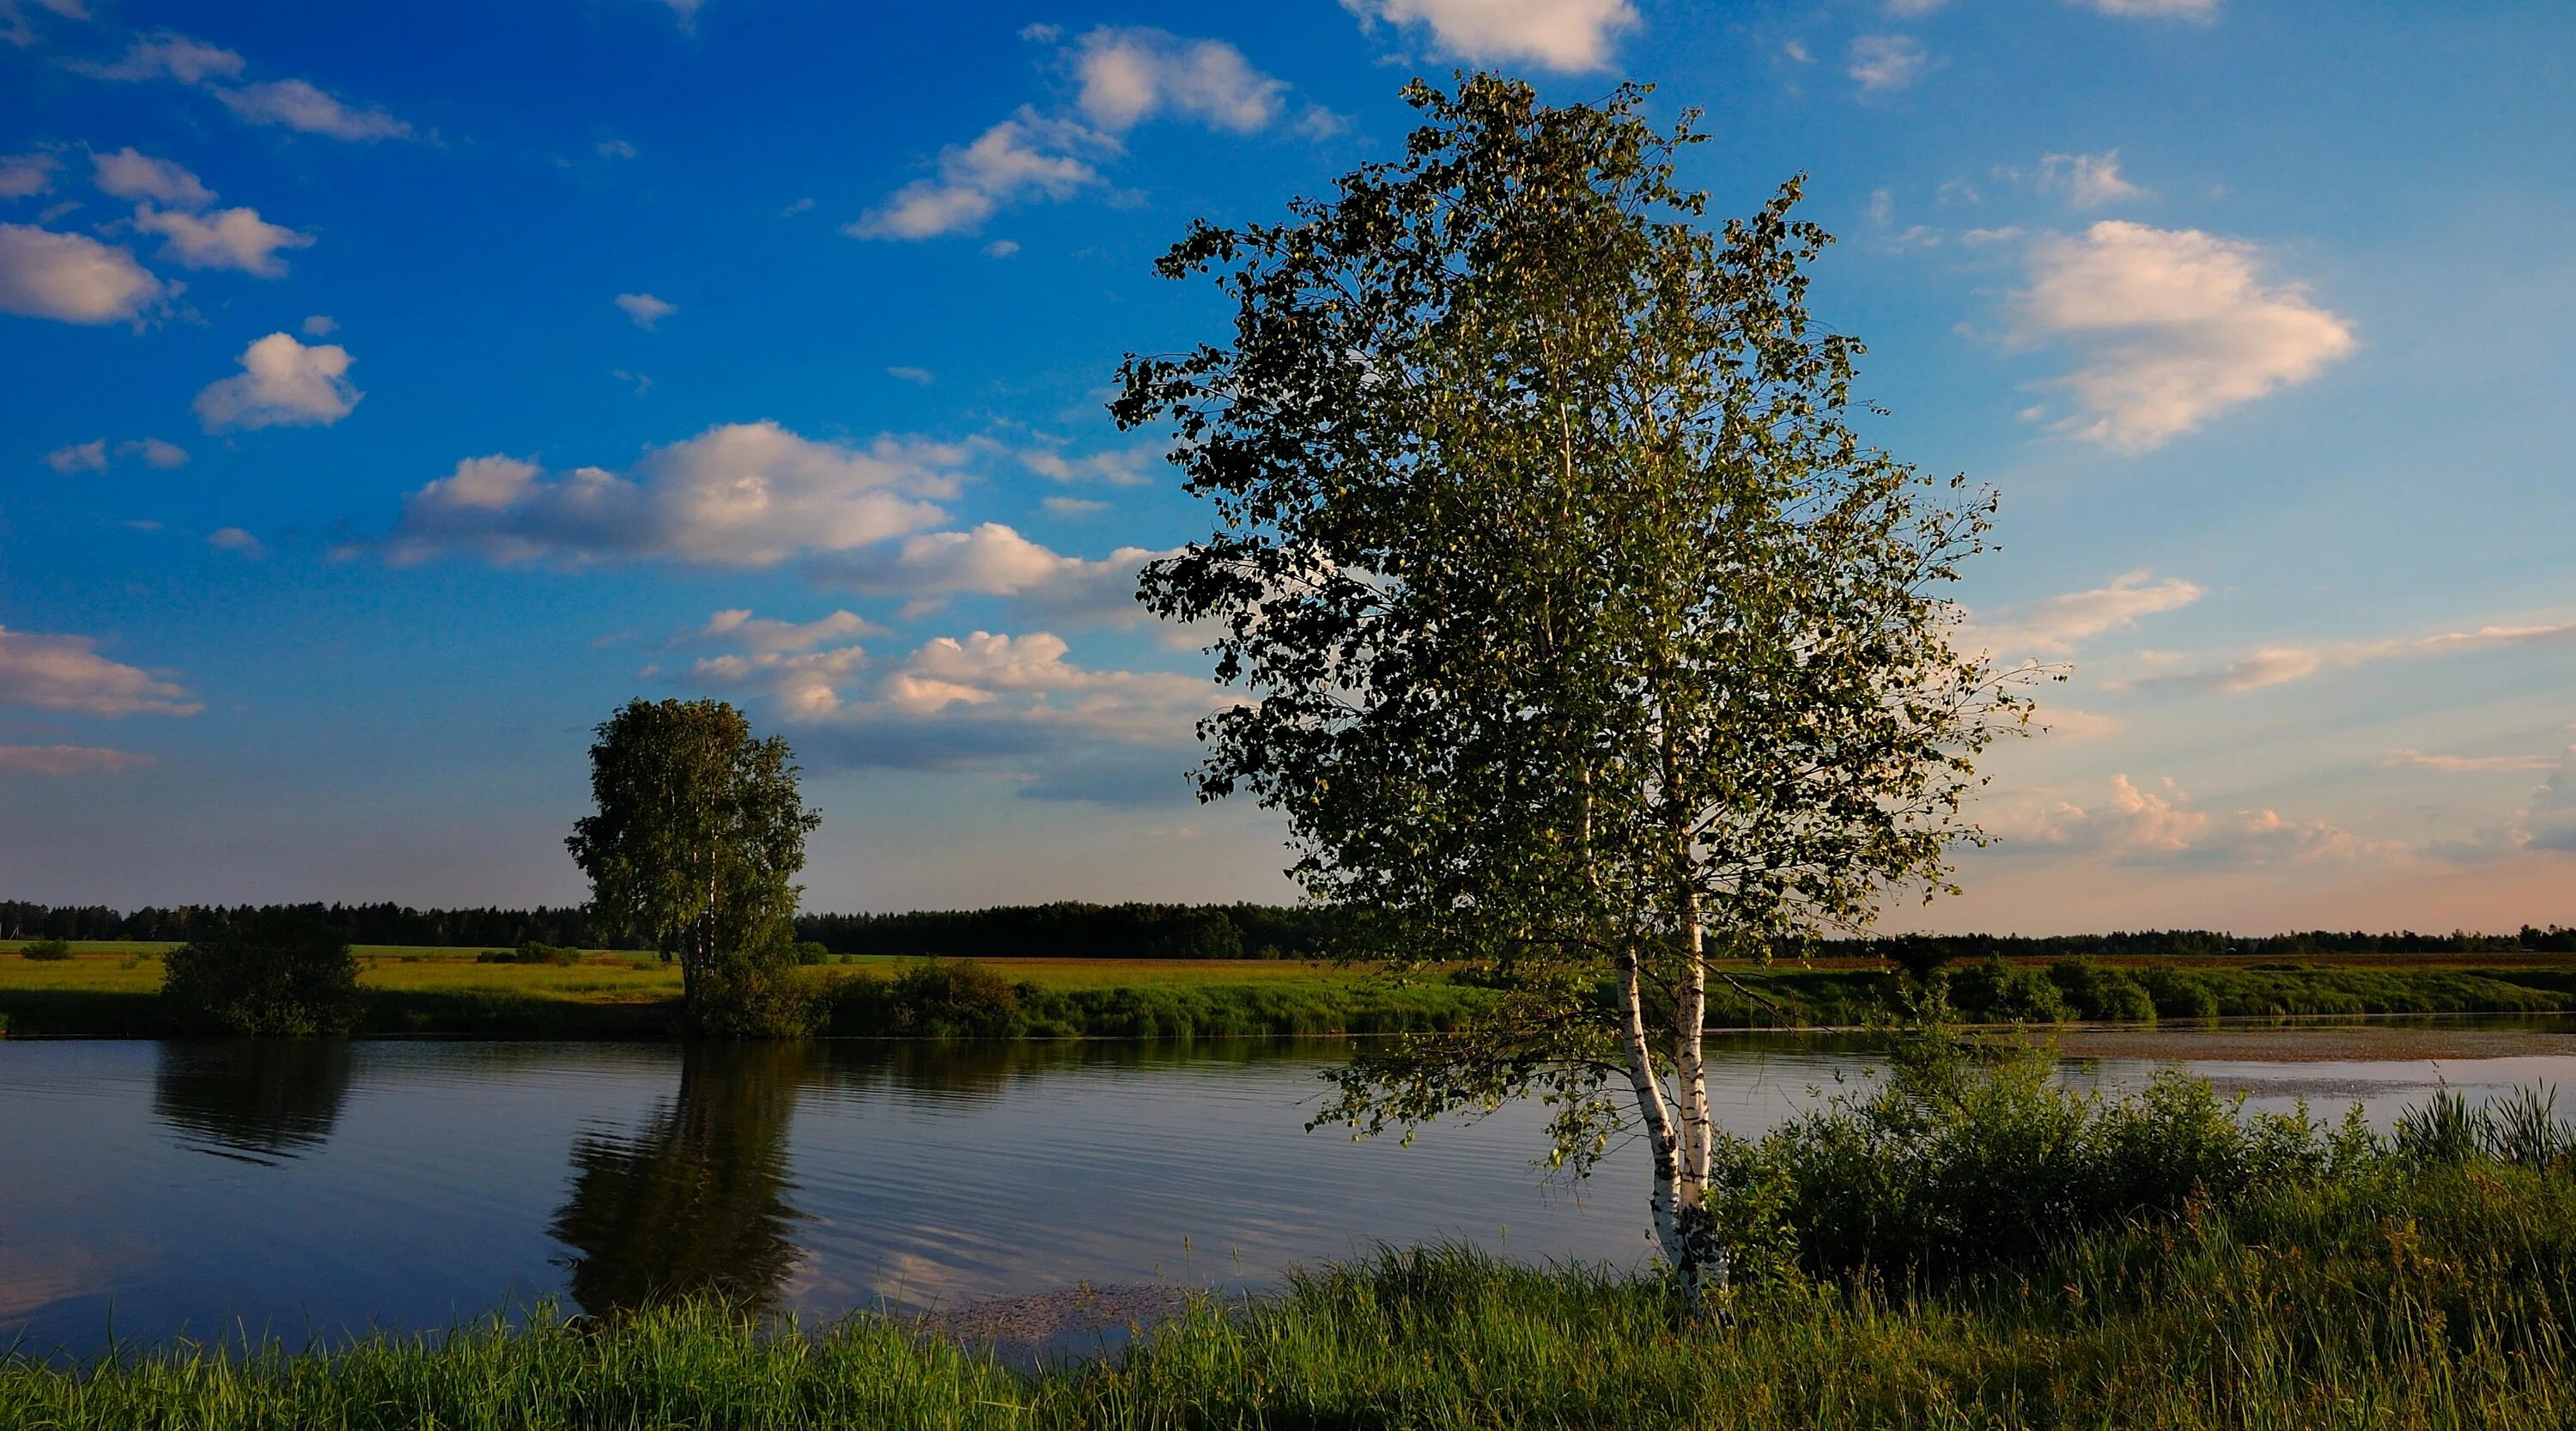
(1613, 941, 1686, 1271)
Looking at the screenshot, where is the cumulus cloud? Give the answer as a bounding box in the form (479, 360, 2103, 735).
(382, 421, 969, 569)
(0, 625, 199, 716)
(132, 203, 311, 276)
(0, 222, 164, 323)
(0, 151, 57, 198)
(0, 744, 155, 776)
(207, 526, 265, 558)
(2039, 149, 2147, 208)
(1074, 27, 1286, 133)
(193, 332, 361, 430)
(2009, 221, 2355, 451)
(1043, 496, 1109, 517)
(213, 78, 414, 141)
(2123, 617, 2576, 693)
(1996, 774, 2391, 864)
(614, 292, 675, 329)
(90, 148, 214, 208)
(123, 436, 187, 467)
(1849, 34, 1930, 92)
(301, 314, 337, 336)
(806, 522, 1169, 629)
(1017, 445, 1152, 485)
(43, 439, 106, 472)
(687, 608, 884, 653)
(853, 28, 1307, 241)
(76, 32, 414, 142)
(848, 109, 1105, 241)
(1343, 0, 1637, 71)
(1962, 570, 2202, 657)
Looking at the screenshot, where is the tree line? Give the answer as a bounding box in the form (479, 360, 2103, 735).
(11, 896, 2569, 959)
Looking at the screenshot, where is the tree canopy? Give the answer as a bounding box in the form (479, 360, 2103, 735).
(1116, 74, 2027, 1300)
(566, 698, 820, 1033)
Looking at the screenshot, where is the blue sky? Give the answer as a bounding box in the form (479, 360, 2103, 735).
(2, 0, 2570, 932)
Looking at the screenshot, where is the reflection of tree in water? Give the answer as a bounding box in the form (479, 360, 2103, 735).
(152, 1041, 354, 1166)
(547, 1043, 810, 1316)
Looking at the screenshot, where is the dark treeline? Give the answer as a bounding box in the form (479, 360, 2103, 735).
(6, 897, 2573, 959)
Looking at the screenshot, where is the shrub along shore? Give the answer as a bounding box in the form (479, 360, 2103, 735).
(7, 943, 2576, 1038)
(9, 1045, 2576, 1428)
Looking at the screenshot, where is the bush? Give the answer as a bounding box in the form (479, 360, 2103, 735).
(689, 941, 817, 1038)
(2045, 958, 2158, 1022)
(2137, 965, 2223, 1020)
(829, 959, 1033, 1038)
(1948, 956, 2071, 1023)
(1706, 1032, 2362, 1288)
(161, 912, 363, 1036)
(475, 941, 586, 965)
(19, 937, 74, 960)
(792, 941, 831, 965)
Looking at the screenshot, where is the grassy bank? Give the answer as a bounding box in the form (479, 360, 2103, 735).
(8, 943, 2576, 1038)
(11, 1063, 2576, 1428)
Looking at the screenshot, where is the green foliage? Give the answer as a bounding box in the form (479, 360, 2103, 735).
(566, 698, 821, 1033)
(820, 963, 1492, 1040)
(1706, 1034, 2368, 1290)
(2045, 956, 2158, 1021)
(1948, 955, 2072, 1023)
(159, 910, 361, 1037)
(18, 937, 72, 961)
(688, 937, 818, 1038)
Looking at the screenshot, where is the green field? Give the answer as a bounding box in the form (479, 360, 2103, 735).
(8, 943, 2576, 1039)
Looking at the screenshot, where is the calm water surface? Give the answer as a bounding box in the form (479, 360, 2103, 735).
(4, 1029, 2573, 1357)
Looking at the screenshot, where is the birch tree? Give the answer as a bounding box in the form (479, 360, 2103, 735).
(567, 698, 819, 1034)
(1115, 75, 2026, 1303)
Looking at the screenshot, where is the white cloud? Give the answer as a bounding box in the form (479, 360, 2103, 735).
(849, 109, 1104, 241)
(1850, 34, 1930, 92)
(615, 291, 675, 329)
(689, 608, 884, 654)
(89, 148, 214, 208)
(74, 31, 246, 84)
(1996, 774, 2391, 864)
(1886, 0, 1947, 12)
(0, 624, 198, 716)
(597, 139, 638, 160)
(1343, 0, 1637, 71)
(43, 439, 106, 472)
(193, 332, 361, 430)
(76, 33, 413, 143)
(0, 744, 154, 776)
(43, 436, 185, 472)
(1073, 27, 1286, 134)
(2386, 749, 2561, 774)
(2077, 0, 2219, 19)
(2032, 706, 2124, 740)
(1042, 496, 1109, 517)
(806, 521, 1168, 628)
(0, 151, 57, 198)
(1017, 446, 1152, 485)
(886, 365, 934, 386)
(2120, 617, 2576, 693)
(206, 526, 265, 558)
(381, 421, 968, 569)
(132, 203, 311, 277)
(212, 78, 414, 141)
(301, 314, 337, 336)
(121, 436, 187, 467)
(0, 0, 85, 48)
(1962, 570, 2202, 657)
(982, 240, 1019, 258)
(1960, 225, 2025, 246)
(2009, 221, 2355, 451)
(2040, 149, 2147, 208)
(0, 222, 164, 323)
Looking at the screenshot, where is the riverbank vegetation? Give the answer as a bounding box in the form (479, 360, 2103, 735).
(8, 946, 2576, 1038)
(10, 1050, 2575, 1429)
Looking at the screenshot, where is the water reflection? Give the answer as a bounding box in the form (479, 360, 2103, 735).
(152, 1041, 353, 1166)
(547, 1044, 810, 1315)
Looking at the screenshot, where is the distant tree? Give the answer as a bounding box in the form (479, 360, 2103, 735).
(566, 698, 821, 1035)
(1117, 76, 2026, 1305)
(19, 937, 73, 960)
(161, 910, 363, 1036)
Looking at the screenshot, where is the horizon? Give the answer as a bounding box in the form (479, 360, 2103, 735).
(3, 1, 2571, 935)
